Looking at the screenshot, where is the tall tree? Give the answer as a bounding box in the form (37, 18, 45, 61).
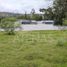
(40, 7, 54, 20)
(53, 0, 67, 25)
(30, 9, 35, 20)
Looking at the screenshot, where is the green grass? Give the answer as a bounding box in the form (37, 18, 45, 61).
(0, 30, 67, 67)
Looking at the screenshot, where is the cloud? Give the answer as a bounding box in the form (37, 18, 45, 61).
(0, 0, 53, 13)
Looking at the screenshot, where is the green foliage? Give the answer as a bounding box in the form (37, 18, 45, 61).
(40, 7, 54, 20)
(0, 17, 19, 35)
(53, 0, 67, 25)
(17, 9, 42, 20)
(31, 14, 42, 21)
(17, 15, 26, 19)
(30, 9, 42, 20)
(40, 0, 67, 25)
(17, 14, 31, 20)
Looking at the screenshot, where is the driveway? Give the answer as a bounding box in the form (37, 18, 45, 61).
(0, 24, 67, 31)
(21, 24, 67, 31)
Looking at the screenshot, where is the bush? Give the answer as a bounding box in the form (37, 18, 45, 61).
(0, 17, 20, 35)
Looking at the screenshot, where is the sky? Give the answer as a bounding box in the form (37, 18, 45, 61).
(0, 0, 53, 14)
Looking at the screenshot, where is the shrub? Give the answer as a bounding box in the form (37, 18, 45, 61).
(0, 17, 20, 35)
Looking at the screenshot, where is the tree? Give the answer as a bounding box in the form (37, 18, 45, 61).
(31, 9, 35, 15)
(40, 7, 54, 20)
(30, 9, 35, 20)
(24, 11, 28, 20)
(30, 9, 42, 20)
(53, 0, 67, 25)
(0, 17, 19, 35)
(40, 8, 45, 13)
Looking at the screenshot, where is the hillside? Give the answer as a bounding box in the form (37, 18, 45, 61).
(0, 12, 22, 17)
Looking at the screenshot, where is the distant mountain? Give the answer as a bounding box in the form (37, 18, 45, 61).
(0, 12, 22, 17)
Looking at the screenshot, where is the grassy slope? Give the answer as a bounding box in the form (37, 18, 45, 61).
(0, 30, 67, 67)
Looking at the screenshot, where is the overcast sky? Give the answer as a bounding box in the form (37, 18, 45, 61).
(0, 0, 53, 14)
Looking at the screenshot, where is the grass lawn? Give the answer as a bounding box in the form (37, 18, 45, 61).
(0, 30, 67, 67)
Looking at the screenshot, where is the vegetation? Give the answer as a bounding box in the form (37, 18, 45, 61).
(0, 31, 67, 67)
(40, 0, 67, 25)
(0, 0, 66, 66)
(40, 7, 54, 20)
(17, 9, 42, 21)
(53, 0, 67, 25)
(0, 17, 20, 35)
